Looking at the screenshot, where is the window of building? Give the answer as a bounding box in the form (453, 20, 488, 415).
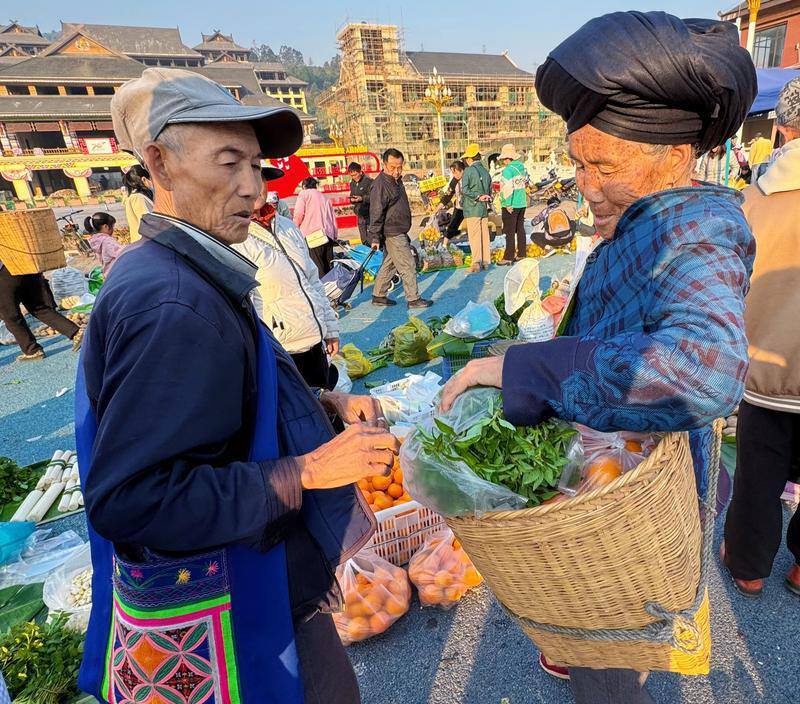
(402, 83, 424, 103)
(6, 85, 29, 95)
(508, 87, 528, 106)
(753, 24, 787, 68)
(93, 86, 115, 96)
(448, 84, 466, 106)
(375, 116, 389, 143)
(446, 151, 461, 162)
(507, 113, 531, 133)
(143, 58, 158, 66)
(366, 80, 387, 111)
(404, 116, 434, 142)
(36, 85, 59, 96)
(362, 29, 384, 65)
(443, 116, 464, 140)
(66, 86, 89, 95)
(475, 85, 498, 102)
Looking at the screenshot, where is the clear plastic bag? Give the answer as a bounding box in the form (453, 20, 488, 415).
(408, 529, 483, 609)
(517, 299, 554, 342)
(369, 371, 442, 425)
(503, 259, 541, 316)
(558, 424, 659, 496)
(0, 523, 36, 566)
(331, 356, 353, 394)
(43, 542, 92, 632)
(0, 530, 85, 587)
(332, 551, 411, 645)
(400, 388, 529, 517)
(48, 267, 88, 306)
(444, 301, 501, 339)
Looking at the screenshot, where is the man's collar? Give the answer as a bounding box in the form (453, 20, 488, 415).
(140, 213, 257, 303)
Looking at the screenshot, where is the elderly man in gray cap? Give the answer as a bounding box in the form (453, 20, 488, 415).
(74, 68, 397, 704)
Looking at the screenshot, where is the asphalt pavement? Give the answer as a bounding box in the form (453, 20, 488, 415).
(1, 252, 797, 704)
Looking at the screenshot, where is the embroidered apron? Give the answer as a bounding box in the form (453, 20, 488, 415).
(75, 323, 305, 704)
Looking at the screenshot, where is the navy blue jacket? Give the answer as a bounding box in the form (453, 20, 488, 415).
(81, 213, 374, 619)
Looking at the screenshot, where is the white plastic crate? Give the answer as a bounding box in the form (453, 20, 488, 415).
(363, 500, 445, 566)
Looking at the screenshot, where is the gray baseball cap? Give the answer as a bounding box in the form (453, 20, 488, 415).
(111, 67, 304, 159)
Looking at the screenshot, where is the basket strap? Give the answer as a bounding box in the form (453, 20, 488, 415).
(0, 242, 65, 255)
(509, 421, 724, 656)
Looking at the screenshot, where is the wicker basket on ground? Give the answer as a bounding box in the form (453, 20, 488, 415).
(0, 208, 65, 275)
(446, 422, 722, 675)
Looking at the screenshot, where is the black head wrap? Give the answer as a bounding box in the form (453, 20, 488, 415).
(535, 11, 757, 152)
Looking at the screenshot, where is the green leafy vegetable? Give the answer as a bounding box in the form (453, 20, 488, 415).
(0, 456, 36, 509)
(0, 614, 84, 704)
(419, 396, 577, 507)
(0, 583, 46, 634)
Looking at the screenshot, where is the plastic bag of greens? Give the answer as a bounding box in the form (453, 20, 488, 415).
(392, 317, 433, 368)
(400, 389, 529, 516)
(444, 301, 500, 339)
(87, 267, 104, 295)
(338, 344, 373, 380)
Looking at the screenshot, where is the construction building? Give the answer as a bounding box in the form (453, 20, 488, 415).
(317, 23, 566, 173)
(0, 22, 313, 203)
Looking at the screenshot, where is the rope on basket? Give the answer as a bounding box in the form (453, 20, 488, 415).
(509, 421, 724, 655)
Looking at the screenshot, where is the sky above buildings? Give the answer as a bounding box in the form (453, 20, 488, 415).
(17, 1, 737, 70)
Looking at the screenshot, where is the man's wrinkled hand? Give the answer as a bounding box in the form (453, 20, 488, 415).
(321, 391, 386, 426)
(440, 356, 504, 412)
(326, 338, 340, 356)
(298, 424, 399, 490)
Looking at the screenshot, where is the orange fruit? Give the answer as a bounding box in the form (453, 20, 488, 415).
(452, 538, 462, 550)
(363, 590, 384, 614)
(372, 493, 393, 511)
(419, 585, 443, 603)
(363, 489, 374, 504)
(385, 595, 407, 616)
(393, 468, 404, 484)
(347, 616, 371, 640)
(585, 456, 623, 487)
(464, 567, 483, 588)
(387, 483, 404, 499)
(357, 478, 370, 491)
(412, 570, 435, 586)
(434, 571, 454, 587)
(369, 612, 392, 634)
(625, 439, 643, 453)
(371, 474, 392, 491)
(346, 601, 370, 618)
(356, 573, 370, 586)
(445, 585, 465, 602)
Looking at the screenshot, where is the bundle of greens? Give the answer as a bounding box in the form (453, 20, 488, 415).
(410, 392, 578, 512)
(0, 456, 36, 512)
(0, 614, 83, 704)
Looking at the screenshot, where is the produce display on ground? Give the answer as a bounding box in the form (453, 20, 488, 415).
(3, 451, 84, 523)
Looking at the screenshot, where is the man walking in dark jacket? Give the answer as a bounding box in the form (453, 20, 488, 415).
(76, 68, 399, 704)
(369, 148, 432, 308)
(348, 161, 373, 245)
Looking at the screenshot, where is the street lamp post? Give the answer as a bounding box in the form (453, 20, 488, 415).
(423, 67, 452, 178)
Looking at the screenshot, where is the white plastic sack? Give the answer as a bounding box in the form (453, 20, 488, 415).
(331, 356, 353, 394)
(503, 259, 541, 315)
(444, 301, 500, 339)
(43, 542, 92, 632)
(369, 371, 442, 425)
(518, 300, 554, 342)
(49, 267, 88, 306)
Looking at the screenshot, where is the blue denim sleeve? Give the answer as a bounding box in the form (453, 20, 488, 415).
(502, 242, 749, 433)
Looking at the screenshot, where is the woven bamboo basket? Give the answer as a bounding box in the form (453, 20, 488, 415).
(0, 208, 65, 275)
(447, 426, 720, 674)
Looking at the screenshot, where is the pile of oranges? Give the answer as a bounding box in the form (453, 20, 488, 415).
(358, 453, 413, 513)
(408, 530, 483, 609)
(333, 553, 411, 645)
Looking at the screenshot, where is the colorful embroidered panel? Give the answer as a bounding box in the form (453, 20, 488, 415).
(105, 551, 241, 704)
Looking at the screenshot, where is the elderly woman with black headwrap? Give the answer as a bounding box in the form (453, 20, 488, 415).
(440, 11, 757, 704)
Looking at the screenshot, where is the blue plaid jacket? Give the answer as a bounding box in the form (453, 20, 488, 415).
(503, 185, 755, 495)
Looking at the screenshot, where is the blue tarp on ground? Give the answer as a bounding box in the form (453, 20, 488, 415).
(750, 68, 800, 115)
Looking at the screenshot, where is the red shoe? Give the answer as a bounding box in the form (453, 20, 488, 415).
(539, 652, 570, 680)
(719, 541, 764, 598)
(786, 564, 800, 596)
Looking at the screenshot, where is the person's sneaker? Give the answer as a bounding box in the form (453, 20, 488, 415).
(719, 541, 764, 598)
(407, 298, 433, 309)
(785, 564, 800, 596)
(497, 259, 513, 266)
(16, 350, 45, 362)
(371, 296, 396, 307)
(539, 653, 570, 680)
(71, 325, 86, 352)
